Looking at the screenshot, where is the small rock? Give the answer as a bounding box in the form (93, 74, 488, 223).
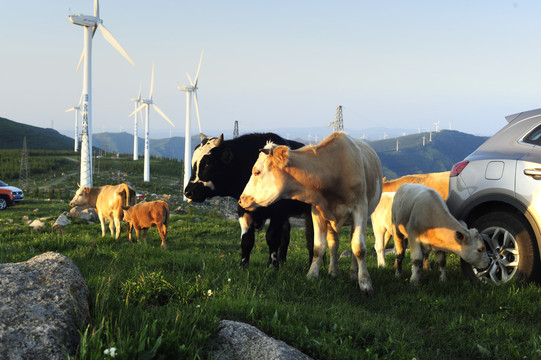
(54, 212, 70, 227)
(29, 219, 45, 230)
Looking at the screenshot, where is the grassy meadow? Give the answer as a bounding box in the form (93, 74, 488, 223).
(1, 151, 540, 359)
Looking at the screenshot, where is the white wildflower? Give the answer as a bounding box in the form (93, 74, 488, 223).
(104, 347, 117, 358)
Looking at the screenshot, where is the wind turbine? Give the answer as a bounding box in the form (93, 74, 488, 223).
(178, 50, 204, 201)
(130, 82, 142, 160)
(130, 63, 175, 182)
(69, 0, 135, 187)
(65, 92, 83, 152)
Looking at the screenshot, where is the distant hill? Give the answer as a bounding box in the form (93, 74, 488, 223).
(92, 132, 200, 160)
(0, 117, 74, 150)
(1, 117, 489, 179)
(370, 130, 488, 178)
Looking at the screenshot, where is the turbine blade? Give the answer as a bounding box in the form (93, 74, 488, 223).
(138, 81, 142, 101)
(98, 23, 136, 66)
(193, 91, 202, 135)
(186, 72, 194, 87)
(65, 108, 75, 112)
(193, 49, 204, 87)
(76, 49, 84, 72)
(129, 103, 146, 117)
(152, 104, 175, 127)
(94, 0, 99, 19)
(149, 63, 155, 99)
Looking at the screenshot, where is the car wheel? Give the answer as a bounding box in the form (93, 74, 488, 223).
(0, 198, 7, 210)
(462, 211, 540, 284)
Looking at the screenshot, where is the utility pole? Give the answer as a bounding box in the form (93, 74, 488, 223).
(329, 105, 344, 132)
(233, 120, 239, 138)
(19, 137, 29, 191)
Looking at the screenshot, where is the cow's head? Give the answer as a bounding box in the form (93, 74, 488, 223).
(184, 134, 233, 202)
(239, 142, 290, 211)
(455, 222, 491, 270)
(69, 184, 91, 207)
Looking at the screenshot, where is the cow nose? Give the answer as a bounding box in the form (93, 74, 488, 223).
(239, 195, 253, 209)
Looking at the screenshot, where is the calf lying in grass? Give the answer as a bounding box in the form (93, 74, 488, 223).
(122, 200, 170, 250)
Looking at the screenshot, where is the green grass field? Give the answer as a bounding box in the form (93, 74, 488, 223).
(1, 197, 540, 360)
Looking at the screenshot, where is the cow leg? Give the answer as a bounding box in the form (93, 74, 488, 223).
(114, 216, 121, 240)
(108, 217, 115, 237)
(393, 225, 407, 278)
(239, 212, 255, 267)
(142, 228, 148, 244)
(135, 228, 141, 243)
(409, 236, 424, 285)
(266, 216, 289, 269)
(307, 208, 327, 279)
(158, 224, 167, 250)
(97, 213, 107, 237)
(327, 226, 339, 277)
(435, 250, 447, 282)
(350, 209, 373, 296)
(127, 222, 133, 242)
(304, 210, 314, 266)
(374, 226, 390, 268)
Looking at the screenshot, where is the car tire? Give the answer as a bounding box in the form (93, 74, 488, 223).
(0, 198, 7, 210)
(461, 211, 540, 284)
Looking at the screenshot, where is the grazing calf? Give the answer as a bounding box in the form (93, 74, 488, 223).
(391, 183, 490, 284)
(371, 192, 395, 267)
(383, 171, 450, 200)
(122, 200, 170, 250)
(183, 133, 313, 269)
(239, 132, 383, 296)
(70, 183, 135, 239)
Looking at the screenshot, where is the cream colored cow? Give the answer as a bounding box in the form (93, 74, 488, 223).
(239, 132, 383, 296)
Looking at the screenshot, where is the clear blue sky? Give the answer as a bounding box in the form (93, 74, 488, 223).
(1, 0, 539, 140)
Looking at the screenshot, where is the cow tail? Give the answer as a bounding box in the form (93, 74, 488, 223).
(163, 202, 170, 227)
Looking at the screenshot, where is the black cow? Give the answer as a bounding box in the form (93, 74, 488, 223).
(184, 133, 313, 268)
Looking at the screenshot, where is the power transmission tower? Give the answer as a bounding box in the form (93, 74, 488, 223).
(233, 120, 239, 138)
(19, 136, 29, 191)
(329, 105, 344, 132)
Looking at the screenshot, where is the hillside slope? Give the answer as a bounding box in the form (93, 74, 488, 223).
(0, 117, 74, 150)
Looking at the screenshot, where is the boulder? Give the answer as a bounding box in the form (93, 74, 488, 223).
(29, 219, 46, 230)
(0, 252, 89, 360)
(54, 212, 71, 227)
(68, 206, 98, 222)
(212, 320, 314, 360)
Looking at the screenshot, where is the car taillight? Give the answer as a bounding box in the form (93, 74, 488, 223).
(450, 161, 469, 177)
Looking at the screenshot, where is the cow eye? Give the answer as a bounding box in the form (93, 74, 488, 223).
(254, 169, 261, 176)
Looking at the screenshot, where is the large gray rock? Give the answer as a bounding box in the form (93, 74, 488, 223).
(68, 206, 98, 222)
(0, 252, 89, 360)
(213, 320, 314, 360)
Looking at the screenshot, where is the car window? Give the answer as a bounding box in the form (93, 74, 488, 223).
(523, 125, 541, 146)
(0, 181, 7, 187)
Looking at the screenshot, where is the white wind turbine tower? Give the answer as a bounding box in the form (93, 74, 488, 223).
(65, 92, 83, 152)
(130, 83, 142, 160)
(178, 50, 204, 200)
(69, 0, 135, 187)
(130, 63, 175, 182)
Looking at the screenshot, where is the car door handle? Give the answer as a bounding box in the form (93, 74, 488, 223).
(524, 168, 541, 177)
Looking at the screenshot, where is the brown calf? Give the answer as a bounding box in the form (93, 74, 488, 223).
(122, 200, 170, 250)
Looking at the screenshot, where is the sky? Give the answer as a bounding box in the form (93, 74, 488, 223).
(1, 0, 541, 141)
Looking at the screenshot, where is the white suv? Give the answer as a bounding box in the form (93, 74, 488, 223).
(447, 108, 541, 284)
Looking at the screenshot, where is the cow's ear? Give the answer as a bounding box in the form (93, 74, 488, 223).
(455, 230, 467, 244)
(200, 133, 207, 141)
(382, 177, 386, 182)
(221, 147, 234, 164)
(272, 146, 289, 169)
(85, 187, 91, 194)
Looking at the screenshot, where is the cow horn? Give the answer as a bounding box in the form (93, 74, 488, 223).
(200, 133, 207, 141)
(215, 134, 224, 147)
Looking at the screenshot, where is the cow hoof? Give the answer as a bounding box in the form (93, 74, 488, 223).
(361, 287, 374, 297)
(395, 270, 402, 278)
(240, 259, 249, 268)
(306, 271, 319, 279)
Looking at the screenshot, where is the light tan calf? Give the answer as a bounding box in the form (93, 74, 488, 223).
(239, 132, 383, 296)
(122, 200, 170, 250)
(70, 183, 135, 239)
(383, 171, 450, 200)
(391, 183, 490, 285)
